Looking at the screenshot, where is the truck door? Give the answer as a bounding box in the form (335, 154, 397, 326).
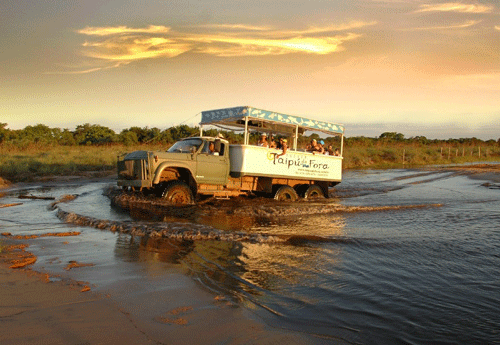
(196, 141, 229, 185)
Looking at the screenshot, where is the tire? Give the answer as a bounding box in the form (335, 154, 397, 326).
(161, 181, 194, 205)
(274, 185, 299, 202)
(304, 185, 325, 199)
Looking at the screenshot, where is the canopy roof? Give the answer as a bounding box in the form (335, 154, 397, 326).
(200, 106, 344, 135)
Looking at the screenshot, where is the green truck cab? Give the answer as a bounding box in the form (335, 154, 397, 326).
(118, 137, 230, 204)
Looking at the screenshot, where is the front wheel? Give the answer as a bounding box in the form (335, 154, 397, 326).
(274, 185, 299, 202)
(161, 181, 194, 205)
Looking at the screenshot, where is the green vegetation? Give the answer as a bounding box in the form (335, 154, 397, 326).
(0, 123, 499, 182)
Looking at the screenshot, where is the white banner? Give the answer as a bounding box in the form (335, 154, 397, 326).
(229, 145, 342, 181)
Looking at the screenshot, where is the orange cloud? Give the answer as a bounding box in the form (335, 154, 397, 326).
(77, 25, 171, 36)
(77, 23, 366, 61)
(416, 3, 494, 13)
(403, 20, 481, 30)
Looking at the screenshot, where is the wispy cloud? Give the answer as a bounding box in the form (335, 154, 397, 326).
(77, 25, 171, 36)
(403, 19, 481, 31)
(44, 62, 130, 75)
(71, 22, 369, 72)
(415, 3, 494, 13)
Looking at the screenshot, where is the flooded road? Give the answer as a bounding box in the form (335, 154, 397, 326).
(1, 169, 499, 344)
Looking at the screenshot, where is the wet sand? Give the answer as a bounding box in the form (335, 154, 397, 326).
(0, 239, 313, 345)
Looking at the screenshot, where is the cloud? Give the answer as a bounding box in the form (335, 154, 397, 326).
(495, 25, 500, 30)
(73, 22, 367, 70)
(415, 3, 494, 13)
(403, 19, 481, 30)
(77, 25, 171, 36)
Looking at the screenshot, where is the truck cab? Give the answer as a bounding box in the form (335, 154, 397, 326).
(117, 136, 230, 203)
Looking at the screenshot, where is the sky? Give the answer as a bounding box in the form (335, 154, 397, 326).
(1, 0, 499, 139)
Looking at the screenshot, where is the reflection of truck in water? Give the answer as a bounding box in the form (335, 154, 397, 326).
(117, 106, 344, 204)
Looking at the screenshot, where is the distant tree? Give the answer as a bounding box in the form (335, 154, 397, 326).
(20, 124, 59, 144)
(0, 123, 9, 143)
(118, 130, 138, 146)
(379, 132, 405, 141)
(58, 129, 76, 145)
(411, 136, 429, 145)
(74, 123, 116, 145)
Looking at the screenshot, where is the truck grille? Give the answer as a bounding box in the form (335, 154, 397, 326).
(118, 159, 147, 180)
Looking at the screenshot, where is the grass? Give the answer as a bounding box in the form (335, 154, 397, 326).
(343, 142, 500, 169)
(0, 142, 499, 182)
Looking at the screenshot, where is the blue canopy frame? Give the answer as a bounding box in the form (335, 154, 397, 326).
(201, 106, 344, 135)
(200, 106, 344, 154)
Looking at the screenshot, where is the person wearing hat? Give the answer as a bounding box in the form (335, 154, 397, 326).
(257, 133, 269, 147)
(317, 140, 325, 155)
(276, 138, 288, 158)
(306, 138, 322, 154)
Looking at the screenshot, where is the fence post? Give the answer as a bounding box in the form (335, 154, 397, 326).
(448, 147, 451, 160)
(479, 147, 481, 157)
(403, 149, 405, 166)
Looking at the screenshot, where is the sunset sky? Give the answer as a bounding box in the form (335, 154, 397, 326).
(1, 0, 499, 139)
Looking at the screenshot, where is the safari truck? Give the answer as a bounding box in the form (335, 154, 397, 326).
(117, 106, 344, 204)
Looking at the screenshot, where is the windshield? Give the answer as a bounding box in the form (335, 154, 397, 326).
(167, 138, 203, 153)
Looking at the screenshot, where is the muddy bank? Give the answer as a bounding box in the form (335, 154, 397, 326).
(0, 177, 10, 189)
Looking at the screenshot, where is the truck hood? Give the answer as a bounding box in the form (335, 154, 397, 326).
(122, 150, 192, 161)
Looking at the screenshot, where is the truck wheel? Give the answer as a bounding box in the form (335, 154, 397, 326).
(161, 181, 194, 205)
(274, 185, 299, 202)
(304, 185, 325, 199)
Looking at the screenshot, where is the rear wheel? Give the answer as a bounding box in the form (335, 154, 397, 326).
(304, 185, 325, 199)
(274, 185, 299, 202)
(161, 181, 194, 205)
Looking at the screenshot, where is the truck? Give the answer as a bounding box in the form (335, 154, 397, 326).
(117, 106, 344, 204)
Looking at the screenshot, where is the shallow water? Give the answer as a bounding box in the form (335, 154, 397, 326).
(1, 170, 499, 344)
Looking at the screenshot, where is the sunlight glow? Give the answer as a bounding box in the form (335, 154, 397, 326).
(416, 3, 494, 13)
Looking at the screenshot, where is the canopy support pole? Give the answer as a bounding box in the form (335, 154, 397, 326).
(340, 134, 344, 157)
(244, 117, 249, 145)
(294, 125, 299, 150)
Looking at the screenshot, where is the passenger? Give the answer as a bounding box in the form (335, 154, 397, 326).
(257, 133, 269, 147)
(269, 135, 277, 148)
(334, 148, 340, 156)
(209, 142, 219, 156)
(306, 139, 322, 154)
(276, 138, 288, 158)
(317, 140, 326, 155)
(326, 145, 334, 156)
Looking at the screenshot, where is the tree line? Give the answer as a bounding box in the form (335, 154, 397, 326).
(0, 123, 498, 147)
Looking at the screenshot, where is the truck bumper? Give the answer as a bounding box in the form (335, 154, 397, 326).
(117, 180, 152, 188)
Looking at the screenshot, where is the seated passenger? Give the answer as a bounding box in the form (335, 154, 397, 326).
(306, 139, 323, 154)
(269, 135, 277, 148)
(334, 148, 340, 156)
(257, 133, 269, 147)
(276, 138, 288, 157)
(326, 145, 334, 155)
(209, 142, 219, 156)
